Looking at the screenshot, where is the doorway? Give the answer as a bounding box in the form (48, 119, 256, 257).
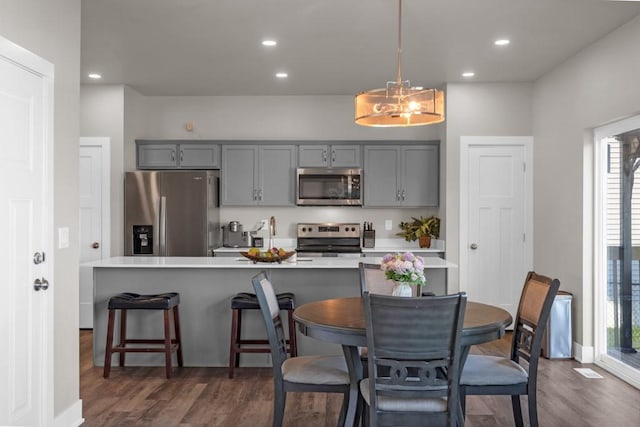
(595, 116, 640, 388)
(79, 137, 110, 328)
(459, 136, 533, 322)
(0, 35, 54, 426)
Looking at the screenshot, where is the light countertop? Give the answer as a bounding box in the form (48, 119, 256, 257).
(85, 255, 457, 269)
(212, 238, 445, 254)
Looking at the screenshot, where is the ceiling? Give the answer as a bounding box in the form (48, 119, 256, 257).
(81, 0, 640, 96)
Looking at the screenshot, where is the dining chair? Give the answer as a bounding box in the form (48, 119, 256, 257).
(251, 271, 350, 427)
(459, 271, 560, 427)
(359, 262, 435, 297)
(360, 291, 467, 427)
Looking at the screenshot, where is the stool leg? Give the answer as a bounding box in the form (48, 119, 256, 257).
(118, 309, 127, 367)
(173, 305, 184, 367)
(287, 309, 298, 357)
(228, 308, 240, 378)
(163, 309, 173, 379)
(103, 309, 116, 378)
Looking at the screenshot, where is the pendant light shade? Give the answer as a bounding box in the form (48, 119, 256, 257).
(355, 0, 445, 127)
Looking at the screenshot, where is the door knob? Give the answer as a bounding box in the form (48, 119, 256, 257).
(92, 242, 100, 249)
(33, 252, 46, 264)
(34, 277, 49, 291)
(470, 243, 478, 250)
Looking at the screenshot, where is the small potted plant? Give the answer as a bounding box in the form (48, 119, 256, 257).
(396, 215, 440, 248)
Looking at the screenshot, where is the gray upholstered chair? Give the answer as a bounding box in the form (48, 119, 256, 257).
(251, 271, 350, 427)
(459, 271, 560, 427)
(360, 291, 467, 427)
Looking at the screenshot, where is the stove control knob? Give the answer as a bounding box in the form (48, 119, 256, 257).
(302, 227, 307, 232)
(351, 227, 356, 232)
(308, 227, 313, 232)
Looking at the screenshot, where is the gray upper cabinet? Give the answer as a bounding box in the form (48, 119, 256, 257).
(136, 140, 220, 169)
(363, 144, 439, 207)
(298, 144, 361, 167)
(221, 145, 296, 206)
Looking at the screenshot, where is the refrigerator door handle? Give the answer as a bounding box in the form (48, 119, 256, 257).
(159, 196, 167, 256)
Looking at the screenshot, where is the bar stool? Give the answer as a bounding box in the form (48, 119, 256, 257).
(228, 291, 297, 378)
(104, 292, 183, 379)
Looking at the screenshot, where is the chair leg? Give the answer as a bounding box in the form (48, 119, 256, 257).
(163, 309, 173, 379)
(286, 309, 297, 357)
(173, 305, 184, 367)
(459, 386, 467, 416)
(527, 391, 538, 427)
(273, 381, 286, 427)
(228, 308, 240, 378)
(511, 395, 524, 427)
(103, 309, 116, 378)
(336, 391, 348, 427)
(118, 309, 127, 367)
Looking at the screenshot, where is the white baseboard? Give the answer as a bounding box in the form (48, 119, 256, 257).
(54, 399, 84, 427)
(573, 341, 595, 363)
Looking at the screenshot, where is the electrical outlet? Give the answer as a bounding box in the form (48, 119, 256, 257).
(385, 219, 392, 230)
(185, 121, 194, 132)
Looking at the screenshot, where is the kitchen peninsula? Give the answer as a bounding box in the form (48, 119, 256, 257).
(88, 255, 456, 368)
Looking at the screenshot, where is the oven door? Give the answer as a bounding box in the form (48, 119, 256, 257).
(296, 168, 362, 206)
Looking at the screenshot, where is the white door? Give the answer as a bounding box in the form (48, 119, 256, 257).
(79, 138, 110, 328)
(460, 136, 533, 321)
(0, 37, 54, 426)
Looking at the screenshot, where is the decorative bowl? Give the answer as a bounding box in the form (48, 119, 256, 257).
(240, 251, 296, 264)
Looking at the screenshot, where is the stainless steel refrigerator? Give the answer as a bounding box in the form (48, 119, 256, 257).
(124, 170, 221, 256)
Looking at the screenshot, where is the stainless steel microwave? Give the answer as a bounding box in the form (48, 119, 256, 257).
(296, 168, 362, 206)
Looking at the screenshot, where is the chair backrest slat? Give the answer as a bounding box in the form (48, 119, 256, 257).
(252, 271, 288, 375)
(510, 271, 560, 367)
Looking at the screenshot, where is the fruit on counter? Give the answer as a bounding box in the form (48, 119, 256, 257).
(246, 247, 290, 257)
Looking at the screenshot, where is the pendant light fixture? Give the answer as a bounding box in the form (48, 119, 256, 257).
(355, 0, 444, 127)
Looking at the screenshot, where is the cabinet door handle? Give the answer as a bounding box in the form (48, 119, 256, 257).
(253, 189, 257, 200)
(332, 149, 336, 163)
(396, 190, 401, 201)
(323, 149, 327, 164)
(180, 150, 184, 162)
(258, 189, 263, 200)
(171, 149, 175, 161)
(401, 189, 406, 200)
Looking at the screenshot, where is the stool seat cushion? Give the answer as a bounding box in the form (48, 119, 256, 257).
(108, 292, 180, 310)
(282, 355, 349, 385)
(231, 292, 295, 310)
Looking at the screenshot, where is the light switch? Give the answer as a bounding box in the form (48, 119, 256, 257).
(58, 227, 69, 249)
(385, 220, 392, 230)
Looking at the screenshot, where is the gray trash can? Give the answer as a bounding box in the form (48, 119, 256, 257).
(542, 291, 573, 359)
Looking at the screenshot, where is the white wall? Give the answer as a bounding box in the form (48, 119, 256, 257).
(444, 83, 534, 292)
(80, 85, 124, 256)
(0, 0, 81, 419)
(533, 15, 640, 351)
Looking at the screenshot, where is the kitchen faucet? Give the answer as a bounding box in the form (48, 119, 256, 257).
(269, 216, 276, 249)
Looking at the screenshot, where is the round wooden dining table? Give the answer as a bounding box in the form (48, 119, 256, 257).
(293, 297, 513, 427)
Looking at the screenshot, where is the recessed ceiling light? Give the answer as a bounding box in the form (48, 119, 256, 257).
(262, 40, 277, 47)
(88, 73, 102, 79)
(275, 72, 288, 78)
(494, 39, 510, 46)
(462, 72, 475, 78)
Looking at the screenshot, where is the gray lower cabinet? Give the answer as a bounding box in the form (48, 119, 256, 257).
(221, 145, 296, 206)
(364, 144, 439, 207)
(136, 140, 220, 169)
(298, 144, 361, 167)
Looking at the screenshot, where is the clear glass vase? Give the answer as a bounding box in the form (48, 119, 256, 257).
(392, 281, 413, 297)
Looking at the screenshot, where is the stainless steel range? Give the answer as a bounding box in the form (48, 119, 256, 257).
(296, 222, 362, 256)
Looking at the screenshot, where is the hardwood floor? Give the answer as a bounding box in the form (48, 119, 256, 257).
(80, 330, 640, 426)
